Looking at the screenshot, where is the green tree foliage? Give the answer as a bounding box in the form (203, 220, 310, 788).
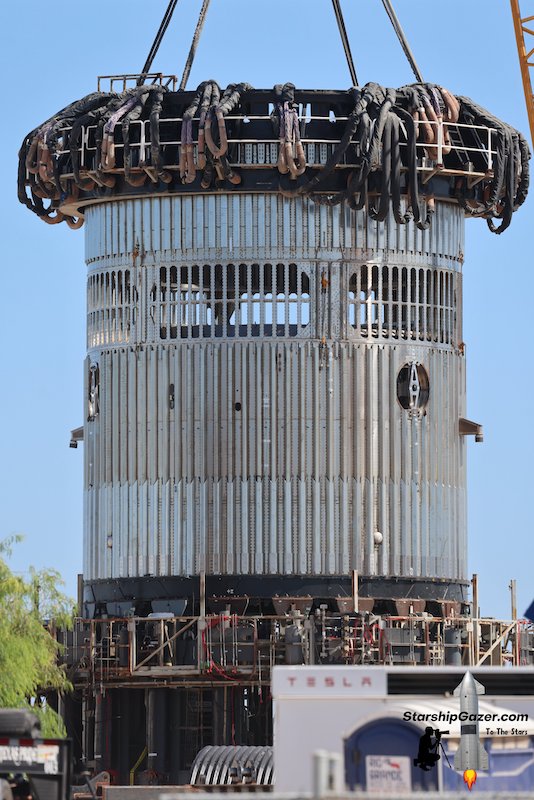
(0, 537, 74, 737)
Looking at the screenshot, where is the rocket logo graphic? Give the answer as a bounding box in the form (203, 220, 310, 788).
(453, 672, 489, 783)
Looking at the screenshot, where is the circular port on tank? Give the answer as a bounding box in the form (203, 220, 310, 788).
(397, 362, 429, 411)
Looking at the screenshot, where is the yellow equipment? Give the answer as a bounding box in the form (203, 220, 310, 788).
(511, 0, 534, 143)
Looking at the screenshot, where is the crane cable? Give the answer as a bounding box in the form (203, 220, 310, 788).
(330, 0, 359, 86)
(137, 0, 179, 86)
(330, 0, 422, 88)
(141, 0, 357, 90)
(380, 0, 424, 83)
(140, 0, 420, 95)
(180, 0, 213, 90)
(137, 0, 212, 91)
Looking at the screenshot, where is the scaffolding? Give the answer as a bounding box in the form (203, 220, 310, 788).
(62, 613, 534, 688)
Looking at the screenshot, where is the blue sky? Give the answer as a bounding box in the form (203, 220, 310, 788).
(0, 1, 532, 619)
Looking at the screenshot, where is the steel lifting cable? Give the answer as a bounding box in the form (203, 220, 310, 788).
(179, 0, 213, 90)
(137, 0, 180, 85)
(272, 83, 306, 179)
(380, 0, 424, 83)
(283, 82, 459, 230)
(455, 94, 530, 233)
(330, 0, 359, 86)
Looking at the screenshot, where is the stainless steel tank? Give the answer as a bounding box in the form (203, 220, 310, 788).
(83, 193, 466, 606)
(19, 81, 528, 613)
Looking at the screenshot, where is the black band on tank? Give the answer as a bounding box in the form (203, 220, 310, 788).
(460, 725, 477, 735)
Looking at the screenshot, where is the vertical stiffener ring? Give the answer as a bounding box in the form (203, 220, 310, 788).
(83, 193, 467, 603)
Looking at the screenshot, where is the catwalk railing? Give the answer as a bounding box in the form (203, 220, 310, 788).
(19, 82, 529, 233)
(42, 117, 496, 186)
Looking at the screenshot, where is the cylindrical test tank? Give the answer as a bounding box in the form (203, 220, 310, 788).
(18, 79, 530, 615)
(83, 193, 467, 607)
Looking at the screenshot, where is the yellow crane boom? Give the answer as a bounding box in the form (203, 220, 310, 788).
(510, 0, 534, 143)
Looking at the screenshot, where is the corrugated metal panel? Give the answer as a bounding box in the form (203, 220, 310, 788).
(84, 341, 466, 581)
(83, 195, 467, 586)
(85, 196, 464, 269)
